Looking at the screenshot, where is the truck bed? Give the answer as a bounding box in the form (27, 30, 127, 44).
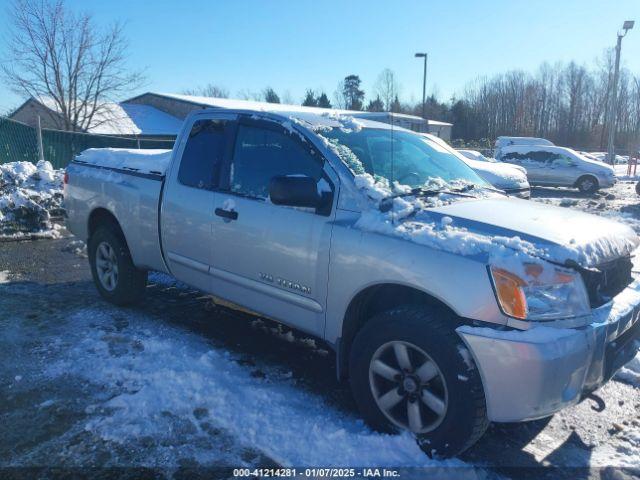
(65, 149, 172, 273)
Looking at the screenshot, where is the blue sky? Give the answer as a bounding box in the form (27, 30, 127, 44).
(1, 0, 639, 112)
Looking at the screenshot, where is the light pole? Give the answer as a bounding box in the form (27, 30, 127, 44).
(606, 20, 634, 164)
(415, 52, 428, 124)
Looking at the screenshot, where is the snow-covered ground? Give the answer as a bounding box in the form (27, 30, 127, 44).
(1, 158, 639, 475)
(0, 160, 64, 239)
(615, 163, 640, 181)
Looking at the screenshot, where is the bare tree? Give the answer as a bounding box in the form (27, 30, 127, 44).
(2, 0, 143, 131)
(183, 84, 229, 98)
(236, 89, 262, 101)
(374, 68, 400, 111)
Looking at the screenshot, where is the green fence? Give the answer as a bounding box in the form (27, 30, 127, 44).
(0, 116, 175, 169)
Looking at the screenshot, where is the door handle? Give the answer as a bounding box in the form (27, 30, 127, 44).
(215, 208, 238, 220)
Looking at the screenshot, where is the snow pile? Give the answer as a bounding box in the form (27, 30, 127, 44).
(0, 160, 64, 238)
(45, 307, 470, 469)
(76, 148, 172, 175)
(614, 163, 640, 180)
(320, 111, 365, 132)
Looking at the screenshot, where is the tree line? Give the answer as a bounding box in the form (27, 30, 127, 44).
(190, 56, 640, 152)
(449, 55, 640, 151)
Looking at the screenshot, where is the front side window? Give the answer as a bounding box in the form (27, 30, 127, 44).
(178, 119, 227, 189)
(552, 155, 575, 167)
(230, 125, 324, 199)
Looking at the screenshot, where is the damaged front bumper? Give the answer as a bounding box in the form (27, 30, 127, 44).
(456, 261, 640, 423)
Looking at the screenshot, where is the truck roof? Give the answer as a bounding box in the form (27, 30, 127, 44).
(194, 107, 411, 133)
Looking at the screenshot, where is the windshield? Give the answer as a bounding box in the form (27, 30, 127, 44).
(321, 128, 489, 189)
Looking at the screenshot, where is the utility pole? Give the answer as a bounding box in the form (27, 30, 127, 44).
(36, 115, 45, 163)
(606, 20, 634, 164)
(415, 52, 428, 125)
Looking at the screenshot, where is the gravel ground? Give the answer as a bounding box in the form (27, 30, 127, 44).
(1, 181, 639, 479)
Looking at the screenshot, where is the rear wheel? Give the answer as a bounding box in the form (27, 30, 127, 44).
(349, 305, 488, 458)
(576, 175, 599, 194)
(88, 226, 147, 305)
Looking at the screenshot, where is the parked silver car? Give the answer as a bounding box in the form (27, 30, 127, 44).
(496, 144, 616, 193)
(65, 109, 640, 458)
(454, 147, 530, 198)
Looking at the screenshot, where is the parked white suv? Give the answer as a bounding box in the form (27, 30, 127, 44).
(494, 136, 554, 159)
(496, 144, 616, 193)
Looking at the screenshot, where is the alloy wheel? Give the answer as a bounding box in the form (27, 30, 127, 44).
(368, 340, 448, 434)
(96, 241, 119, 292)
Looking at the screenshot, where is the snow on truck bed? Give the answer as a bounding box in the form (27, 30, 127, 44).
(76, 148, 173, 175)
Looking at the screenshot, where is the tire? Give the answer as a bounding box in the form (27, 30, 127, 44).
(88, 225, 147, 306)
(348, 305, 488, 458)
(576, 175, 599, 194)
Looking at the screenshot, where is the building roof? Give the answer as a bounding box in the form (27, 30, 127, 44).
(89, 103, 183, 136)
(126, 92, 452, 126)
(138, 92, 356, 116)
(427, 119, 453, 127)
(11, 97, 183, 136)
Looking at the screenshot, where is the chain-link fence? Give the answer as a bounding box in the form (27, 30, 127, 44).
(0, 116, 175, 169)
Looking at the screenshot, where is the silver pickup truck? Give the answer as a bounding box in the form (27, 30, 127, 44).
(64, 108, 640, 458)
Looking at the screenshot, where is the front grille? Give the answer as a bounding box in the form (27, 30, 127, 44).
(580, 255, 634, 307)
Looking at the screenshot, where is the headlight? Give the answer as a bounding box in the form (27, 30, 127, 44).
(489, 263, 590, 320)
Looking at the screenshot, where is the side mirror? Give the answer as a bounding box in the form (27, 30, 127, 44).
(269, 175, 326, 209)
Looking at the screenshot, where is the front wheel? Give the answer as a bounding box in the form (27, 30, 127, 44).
(349, 305, 488, 458)
(88, 226, 147, 305)
(576, 175, 599, 194)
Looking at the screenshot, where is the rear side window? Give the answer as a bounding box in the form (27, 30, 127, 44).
(178, 119, 227, 189)
(229, 124, 324, 199)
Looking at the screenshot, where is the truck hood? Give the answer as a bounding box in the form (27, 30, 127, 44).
(429, 197, 639, 267)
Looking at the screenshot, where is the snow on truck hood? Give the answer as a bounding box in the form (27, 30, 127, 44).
(430, 197, 639, 266)
(353, 174, 638, 268)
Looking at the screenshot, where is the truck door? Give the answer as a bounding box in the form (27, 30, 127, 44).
(161, 114, 235, 291)
(210, 116, 337, 337)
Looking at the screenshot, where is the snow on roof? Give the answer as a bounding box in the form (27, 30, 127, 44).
(132, 92, 451, 127)
(89, 103, 183, 136)
(352, 111, 426, 122)
(33, 97, 183, 136)
(155, 92, 355, 116)
(427, 119, 453, 127)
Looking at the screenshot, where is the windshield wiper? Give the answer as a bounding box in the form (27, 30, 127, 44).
(379, 184, 477, 212)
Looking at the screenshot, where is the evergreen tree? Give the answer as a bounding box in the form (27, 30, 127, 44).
(366, 96, 385, 112)
(317, 92, 332, 108)
(390, 95, 402, 113)
(263, 87, 280, 104)
(302, 89, 318, 107)
(341, 75, 365, 110)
